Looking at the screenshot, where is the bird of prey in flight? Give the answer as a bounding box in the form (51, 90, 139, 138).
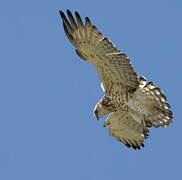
(59, 10, 173, 150)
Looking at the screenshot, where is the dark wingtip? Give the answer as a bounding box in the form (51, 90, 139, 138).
(130, 143, 144, 150)
(75, 11, 79, 16)
(141, 143, 145, 148)
(125, 143, 131, 148)
(66, 9, 71, 15)
(59, 10, 64, 17)
(85, 17, 92, 26)
(136, 145, 141, 150)
(59, 10, 67, 21)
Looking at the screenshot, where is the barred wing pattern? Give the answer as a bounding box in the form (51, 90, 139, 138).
(59, 10, 138, 94)
(103, 109, 150, 149)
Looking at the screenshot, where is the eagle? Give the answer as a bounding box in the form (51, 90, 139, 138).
(59, 10, 173, 150)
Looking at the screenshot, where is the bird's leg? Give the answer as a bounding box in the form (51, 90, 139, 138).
(103, 119, 110, 127)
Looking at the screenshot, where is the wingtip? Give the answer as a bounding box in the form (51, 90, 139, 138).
(125, 142, 144, 150)
(74, 11, 84, 26)
(75, 11, 81, 20)
(59, 10, 65, 18)
(141, 143, 145, 148)
(85, 16, 92, 26)
(59, 9, 71, 15)
(66, 9, 71, 14)
(59, 10, 63, 14)
(75, 11, 79, 16)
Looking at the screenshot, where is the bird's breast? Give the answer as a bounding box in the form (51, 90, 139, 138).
(108, 92, 132, 110)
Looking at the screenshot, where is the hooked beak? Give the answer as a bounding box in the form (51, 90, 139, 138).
(94, 109, 99, 120)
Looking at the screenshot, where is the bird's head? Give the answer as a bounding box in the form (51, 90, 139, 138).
(93, 103, 110, 120)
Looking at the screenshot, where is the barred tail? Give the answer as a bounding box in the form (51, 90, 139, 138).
(135, 77, 173, 128)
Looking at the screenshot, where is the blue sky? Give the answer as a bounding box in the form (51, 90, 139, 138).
(0, 0, 181, 179)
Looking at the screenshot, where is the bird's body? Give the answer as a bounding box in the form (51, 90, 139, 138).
(59, 10, 173, 149)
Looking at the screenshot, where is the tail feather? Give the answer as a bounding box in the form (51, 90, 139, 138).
(135, 77, 173, 128)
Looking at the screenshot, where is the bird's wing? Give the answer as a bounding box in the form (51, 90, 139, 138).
(103, 109, 149, 149)
(59, 10, 138, 94)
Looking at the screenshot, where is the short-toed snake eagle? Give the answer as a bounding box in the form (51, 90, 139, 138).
(59, 10, 173, 150)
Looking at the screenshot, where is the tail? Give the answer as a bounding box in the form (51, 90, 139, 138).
(134, 77, 173, 128)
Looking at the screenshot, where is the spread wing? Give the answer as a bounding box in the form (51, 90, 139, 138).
(104, 109, 149, 149)
(59, 10, 138, 94)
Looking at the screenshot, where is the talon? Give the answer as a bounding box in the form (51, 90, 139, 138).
(103, 121, 109, 127)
